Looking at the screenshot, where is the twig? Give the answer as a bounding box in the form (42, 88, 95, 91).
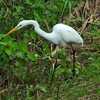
(49, 59, 57, 86)
(0, 88, 8, 95)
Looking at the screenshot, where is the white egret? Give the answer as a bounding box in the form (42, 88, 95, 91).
(6, 20, 83, 76)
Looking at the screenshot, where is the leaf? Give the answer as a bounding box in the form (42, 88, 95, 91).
(25, 0, 33, 5)
(5, 48, 12, 56)
(27, 52, 38, 61)
(55, 66, 68, 77)
(0, 42, 7, 46)
(35, 84, 48, 93)
(16, 52, 25, 59)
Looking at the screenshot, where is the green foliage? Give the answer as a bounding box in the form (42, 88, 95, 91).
(0, 0, 100, 100)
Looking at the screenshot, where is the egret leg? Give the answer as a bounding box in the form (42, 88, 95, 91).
(49, 45, 60, 86)
(50, 58, 58, 86)
(51, 46, 60, 57)
(70, 45, 76, 77)
(72, 49, 76, 77)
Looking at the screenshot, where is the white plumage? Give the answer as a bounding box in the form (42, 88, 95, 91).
(52, 23, 83, 46)
(6, 20, 83, 47)
(6, 20, 83, 76)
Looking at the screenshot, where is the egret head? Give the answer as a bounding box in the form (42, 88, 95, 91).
(6, 20, 39, 36)
(16, 20, 29, 29)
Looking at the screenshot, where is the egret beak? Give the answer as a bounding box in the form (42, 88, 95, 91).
(6, 27, 17, 36)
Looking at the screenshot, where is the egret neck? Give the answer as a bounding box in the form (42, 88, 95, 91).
(30, 20, 60, 44)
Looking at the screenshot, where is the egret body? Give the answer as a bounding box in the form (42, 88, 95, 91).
(6, 20, 83, 46)
(6, 20, 83, 77)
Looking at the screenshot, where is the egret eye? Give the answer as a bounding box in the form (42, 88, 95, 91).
(19, 25, 22, 27)
(17, 24, 22, 29)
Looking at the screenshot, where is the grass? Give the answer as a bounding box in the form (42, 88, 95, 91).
(0, 36, 100, 100)
(0, 0, 100, 99)
(0, 28, 100, 100)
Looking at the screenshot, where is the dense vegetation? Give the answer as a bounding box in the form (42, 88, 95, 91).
(0, 0, 100, 100)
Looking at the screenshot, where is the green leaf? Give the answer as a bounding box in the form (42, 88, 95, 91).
(35, 84, 48, 93)
(0, 41, 7, 46)
(5, 48, 12, 56)
(55, 66, 67, 77)
(27, 52, 38, 61)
